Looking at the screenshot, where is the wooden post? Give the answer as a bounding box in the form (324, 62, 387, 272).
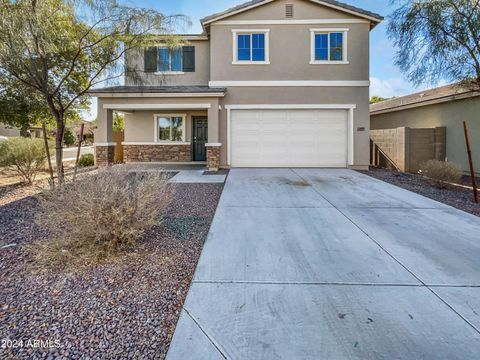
(463, 121, 478, 203)
(73, 123, 85, 181)
(42, 121, 55, 188)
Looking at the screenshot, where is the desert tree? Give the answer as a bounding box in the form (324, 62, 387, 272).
(0, 78, 52, 137)
(388, 0, 480, 89)
(0, 0, 186, 182)
(370, 96, 389, 104)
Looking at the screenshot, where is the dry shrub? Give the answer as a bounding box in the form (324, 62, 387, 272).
(0, 137, 48, 184)
(28, 167, 173, 268)
(419, 160, 462, 187)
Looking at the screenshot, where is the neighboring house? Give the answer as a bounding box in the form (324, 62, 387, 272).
(74, 121, 96, 144)
(0, 123, 43, 138)
(90, 0, 383, 170)
(371, 83, 480, 175)
(0, 123, 20, 137)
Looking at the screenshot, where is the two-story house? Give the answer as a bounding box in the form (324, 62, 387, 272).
(90, 0, 382, 170)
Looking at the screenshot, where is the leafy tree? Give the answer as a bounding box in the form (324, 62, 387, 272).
(113, 112, 124, 132)
(388, 0, 480, 88)
(370, 96, 389, 104)
(63, 128, 75, 147)
(0, 82, 52, 136)
(0, 81, 84, 140)
(0, 0, 185, 182)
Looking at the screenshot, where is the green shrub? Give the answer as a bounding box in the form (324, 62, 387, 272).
(78, 153, 94, 167)
(419, 160, 462, 187)
(63, 128, 76, 147)
(0, 137, 48, 184)
(28, 167, 173, 268)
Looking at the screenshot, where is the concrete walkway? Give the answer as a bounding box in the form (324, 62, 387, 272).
(167, 169, 480, 359)
(118, 164, 227, 183)
(170, 170, 226, 184)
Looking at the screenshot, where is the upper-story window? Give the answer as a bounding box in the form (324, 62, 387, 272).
(159, 48, 183, 73)
(232, 29, 270, 65)
(144, 46, 195, 74)
(310, 29, 349, 64)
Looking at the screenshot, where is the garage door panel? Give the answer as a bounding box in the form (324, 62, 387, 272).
(231, 109, 348, 168)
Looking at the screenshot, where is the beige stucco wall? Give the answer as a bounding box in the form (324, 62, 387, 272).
(219, 87, 370, 167)
(125, 40, 210, 86)
(95, 96, 219, 144)
(208, 0, 370, 83)
(124, 0, 371, 84)
(124, 110, 207, 143)
(225, 0, 358, 20)
(209, 22, 369, 81)
(371, 97, 480, 174)
(95, 0, 376, 168)
(96, 87, 370, 167)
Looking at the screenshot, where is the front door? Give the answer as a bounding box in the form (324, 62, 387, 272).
(193, 117, 208, 161)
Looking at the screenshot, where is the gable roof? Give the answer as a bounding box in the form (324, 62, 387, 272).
(201, 0, 383, 29)
(370, 83, 480, 115)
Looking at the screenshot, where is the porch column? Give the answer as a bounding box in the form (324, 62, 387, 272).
(94, 98, 115, 167)
(206, 98, 221, 171)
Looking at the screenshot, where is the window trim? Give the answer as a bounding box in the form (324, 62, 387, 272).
(155, 46, 184, 75)
(310, 28, 349, 65)
(232, 29, 270, 65)
(154, 113, 187, 143)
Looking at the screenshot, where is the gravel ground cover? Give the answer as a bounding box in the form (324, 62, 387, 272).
(0, 182, 223, 359)
(0, 181, 49, 208)
(0, 167, 97, 207)
(359, 167, 480, 217)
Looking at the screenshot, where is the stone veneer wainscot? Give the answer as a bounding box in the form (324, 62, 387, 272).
(95, 145, 115, 167)
(123, 144, 192, 163)
(206, 143, 221, 171)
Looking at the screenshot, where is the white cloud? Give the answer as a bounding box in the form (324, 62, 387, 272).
(370, 77, 419, 98)
(370, 77, 452, 99)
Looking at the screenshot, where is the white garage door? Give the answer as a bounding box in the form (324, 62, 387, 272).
(230, 109, 348, 167)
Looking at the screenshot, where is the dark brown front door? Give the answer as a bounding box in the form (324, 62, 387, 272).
(193, 117, 208, 161)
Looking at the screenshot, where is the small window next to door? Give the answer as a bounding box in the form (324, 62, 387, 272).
(154, 114, 186, 143)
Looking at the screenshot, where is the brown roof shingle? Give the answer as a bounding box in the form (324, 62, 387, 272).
(370, 83, 480, 115)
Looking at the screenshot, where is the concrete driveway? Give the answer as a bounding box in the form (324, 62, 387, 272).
(167, 169, 480, 359)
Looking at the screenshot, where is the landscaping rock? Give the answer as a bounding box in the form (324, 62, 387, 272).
(359, 167, 480, 217)
(0, 182, 223, 359)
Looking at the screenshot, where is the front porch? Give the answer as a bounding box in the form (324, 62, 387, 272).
(91, 86, 225, 171)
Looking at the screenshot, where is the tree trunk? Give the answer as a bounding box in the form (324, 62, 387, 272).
(42, 121, 55, 188)
(55, 117, 65, 183)
(44, 95, 65, 183)
(73, 123, 84, 181)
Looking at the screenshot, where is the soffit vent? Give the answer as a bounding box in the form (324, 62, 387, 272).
(285, 4, 294, 18)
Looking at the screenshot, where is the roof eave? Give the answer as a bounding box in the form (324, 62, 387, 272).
(87, 91, 226, 98)
(370, 91, 480, 115)
(200, 0, 383, 30)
